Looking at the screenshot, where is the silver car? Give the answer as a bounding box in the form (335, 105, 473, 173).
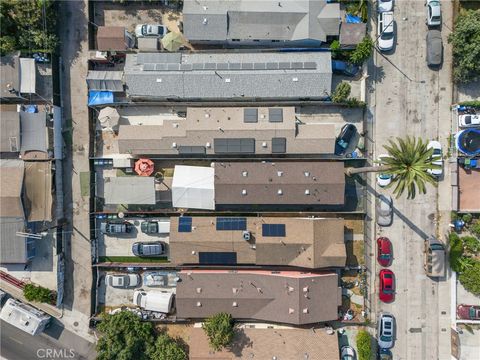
(105, 274, 141, 289)
(426, 0, 441, 27)
(377, 312, 395, 349)
(376, 195, 393, 226)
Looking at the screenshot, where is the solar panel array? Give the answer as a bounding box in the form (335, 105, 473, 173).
(178, 217, 192, 232)
(216, 217, 247, 231)
(198, 252, 237, 265)
(262, 224, 286, 237)
(142, 61, 318, 72)
(272, 137, 287, 153)
(214, 138, 255, 154)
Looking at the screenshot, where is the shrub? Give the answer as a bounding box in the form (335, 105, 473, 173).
(462, 213, 473, 224)
(350, 36, 374, 65)
(356, 329, 372, 360)
(332, 82, 352, 103)
(345, 98, 367, 108)
(449, 232, 464, 272)
(202, 313, 234, 351)
(471, 220, 480, 238)
(458, 261, 480, 296)
(23, 284, 54, 303)
(462, 236, 480, 254)
(451, 211, 459, 222)
(459, 100, 480, 108)
(330, 40, 341, 59)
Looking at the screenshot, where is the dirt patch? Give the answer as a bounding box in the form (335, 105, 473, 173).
(344, 218, 364, 234)
(346, 240, 365, 267)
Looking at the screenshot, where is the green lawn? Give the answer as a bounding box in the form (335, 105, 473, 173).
(98, 256, 169, 263)
(80, 172, 90, 197)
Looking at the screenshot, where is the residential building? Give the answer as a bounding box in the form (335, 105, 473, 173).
(124, 52, 332, 101)
(182, 0, 340, 47)
(19, 111, 50, 160)
(116, 107, 336, 156)
(176, 270, 342, 325)
(189, 326, 340, 360)
(0, 298, 51, 336)
(1, 108, 20, 155)
(169, 216, 346, 268)
(96, 26, 135, 51)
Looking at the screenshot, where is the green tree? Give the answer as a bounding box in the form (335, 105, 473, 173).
(346, 136, 439, 199)
(96, 311, 155, 360)
(332, 82, 351, 103)
(330, 40, 341, 59)
(449, 232, 464, 272)
(202, 313, 234, 351)
(23, 284, 54, 303)
(448, 9, 480, 83)
(148, 333, 187, 360)
(350, 36, 374, 64)
(356, 329, 372, 360)
(458, 261, 480, 296)
(463, 236, 480, 254)
(471, 220, 480, 238)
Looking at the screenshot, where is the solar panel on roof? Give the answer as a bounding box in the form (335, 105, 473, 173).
(155, 63, 167, 71)
(269, 108, 283, 123)
(266, 62, 278, 70)
(244, 108, 258, 123)
(279, 62, 290, 69)
(303, 62, 317, 69)
(214, 138, 255, 154)
(179, 64, 193, 71)
(216, 217, 247, 231)
(178, 146, 206, 155)
(143, 63, 155, 71)
(272, 137, 286, 153)
(254, 63, 266, 70)
(262, 224, 286, 237)
(167, 63, 180, 71)
(178, 217, 192, 232)
(241, 63, 253, 70)
(216, 63, 228, 70)
(204, 63, 216, 70)
(291, 62, 303, 69)
(199, 252, 237, 265)
(192, 63, 204, 70)
(229, 63, 241, 70)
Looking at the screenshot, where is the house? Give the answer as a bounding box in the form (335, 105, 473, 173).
(1, 108, 20, 155)
(182, 0, 340, 47)
(214, 161, 345, 206)
(0, 298, 51, 336)
(1, 54, 39, 103)
(189, 326, 340, 360)
(104, 176, 156, 205)
(23, 161, 52, 222)
(169, 216, 346, 268)
(86, 71, 124, 92)
(96, 26, 135, 51)
(0, 159, 35, 264)
(176, 270, 342, 325)
(124, 52, 332, 101)
(116, 107, 336, 156)
(19, 111, 50, 160)
(171, 165, 215, 210)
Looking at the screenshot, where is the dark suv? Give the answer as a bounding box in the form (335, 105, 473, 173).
(132, 242, 166, 257)
(100, 221, 134, 235)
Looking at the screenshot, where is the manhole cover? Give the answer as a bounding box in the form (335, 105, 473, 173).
(74, 322, 79, 327)
(428, 213, 435, 220)
(409, 328, 422, 333)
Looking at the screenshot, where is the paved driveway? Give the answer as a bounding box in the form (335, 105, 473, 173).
(367, 1, 454, 360)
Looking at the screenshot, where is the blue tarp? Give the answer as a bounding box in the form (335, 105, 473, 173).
(25, 105, 38, 113)
(88, 91, 114, 106)
(346, 14, 362, 23)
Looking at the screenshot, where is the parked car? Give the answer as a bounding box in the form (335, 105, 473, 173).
(427, 140, 443, 178)
(341, 345, 356, 360)
(459, 114, 480, 128)
(426, 0, 441, 27)
(378, 0, 393, 12)
(143, 271, 178, 288)
(426, 30, 443, 67)
(100, 221, 134, 235)
(105, 274, 141, 289)
(377, 237, 392, 267)
(335, 124, 358, 156)
(378, 12, 395, 52)
(376, 154, 393, 187)
(132, 241, 166, 257)
(332, 60, 360, 77)
(141, 220, 170, 235)
(135, 24, 168, 38)
(424, 236, 445, 277)
(457, 304, 480, 320)
(377, 312, 395, 348)
(378, 348, 393, 360)
(376, 195, 393, 226)
(379, 269, 395, 302)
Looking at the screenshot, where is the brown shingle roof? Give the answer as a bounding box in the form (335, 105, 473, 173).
(169, 217, 346, 268)
(188, 327, 340, 360)
(176, 270, 341, 325)
(0, 160, 24, 218)
(96, 27, 128, 51)
(214, 161, 345, 205)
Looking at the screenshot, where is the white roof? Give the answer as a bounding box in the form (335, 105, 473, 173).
(19, 58, 36, 94)
(0, 298, 51, 335)
(104, 176, 156, 205)
(172, 165, 215, 210)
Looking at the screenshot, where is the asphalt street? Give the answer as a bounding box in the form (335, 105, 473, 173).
(369, 1, 454, 360)
(0, 320, 95, 360)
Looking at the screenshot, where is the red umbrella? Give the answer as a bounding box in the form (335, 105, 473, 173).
(134, 158, 154, 176)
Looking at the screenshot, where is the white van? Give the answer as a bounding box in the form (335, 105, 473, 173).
(133, 290, 174, 313)
(0, 298, 51, 335)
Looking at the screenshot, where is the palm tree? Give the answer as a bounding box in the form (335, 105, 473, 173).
(346, 136, 441, 199)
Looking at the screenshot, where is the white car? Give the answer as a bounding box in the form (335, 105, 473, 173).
(378, 12, 395, 51)
(427, 140, 443, 178)
(378, 0, 393, 12)
(459, 114, 480, 128)
(135, 24, 168, 38)
(105, 274, 141, 289)
(341, 346, 356, 360)
(426, 0, 441, 27)
(378, 312, 395, 349)
(377, 154, 393, 187)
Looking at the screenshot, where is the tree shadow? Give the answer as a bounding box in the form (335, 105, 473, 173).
(227, 328, 253, 357)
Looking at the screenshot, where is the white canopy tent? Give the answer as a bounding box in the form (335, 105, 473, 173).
(172, 165, 215, 210)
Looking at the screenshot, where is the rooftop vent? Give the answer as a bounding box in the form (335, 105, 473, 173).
(288, 286, 294, 293)
(202, 18, 208, 25)
(191, 251, 196, 255)
(172, 142, 177, 148)
(173, 123, 179, 128)
(243, 231, 251, 241)
(242, 171, 248, 177)
(262, 142, 268, 148)
(305, 189, 310, 195)
(196, 287, 202, 293)
(204, 113, 210, 118)
(277, 189, 283, 195)
(304, 171, 310, 177)
(289, 308, 295, 314)
(156, 78, 162, 83)
(232, 302, 238, 307)
(260, 114, 266, 119)
(242, 189, 247, 196)
(292, 77, 299, 82)
(225, 78, 231, 83)
(232, 288, 238, 294)
(303, 308, 309, 314)
(206, 142, 211, 148)
(303, 286, 309, 292)
(196, 302, 202, 307)
(277, 171, 283, 177)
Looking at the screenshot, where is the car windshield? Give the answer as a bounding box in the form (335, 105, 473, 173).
(432, 16, 441, 22)
(338, 139, 349, 149)
(380, 254, 391, 259)
(142, 25, 147, 35)
(381, 32, 394, 40)
(469, 307, 476, 318)
(379, 174, 392, 180)
(381, 335, 392, 341)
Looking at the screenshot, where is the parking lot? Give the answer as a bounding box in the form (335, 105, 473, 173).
(97, 269, 177, 309)
(97, 218, 170, 258)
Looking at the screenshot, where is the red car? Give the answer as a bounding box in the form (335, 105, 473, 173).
(377, 237, 392, 267)
(379, 269, 395, 303)
(457, 304, 480, 320)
